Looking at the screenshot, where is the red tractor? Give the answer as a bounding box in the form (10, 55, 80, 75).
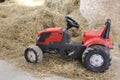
(24, 16, 113, 72)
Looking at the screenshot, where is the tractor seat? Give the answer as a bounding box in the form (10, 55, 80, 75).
(84, 25, 106, 38)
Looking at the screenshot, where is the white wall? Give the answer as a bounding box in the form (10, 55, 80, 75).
(80, 0, 120, 26)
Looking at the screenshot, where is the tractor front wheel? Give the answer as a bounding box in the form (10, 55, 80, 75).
(24, 45, 43, 63)
(82, 47, 111, 72)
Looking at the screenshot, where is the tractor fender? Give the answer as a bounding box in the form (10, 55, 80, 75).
(84, 37, 113, 49)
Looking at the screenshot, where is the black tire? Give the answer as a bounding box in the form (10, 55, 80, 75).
(24, 45, 43, 63)
(82, 48, 111, 72)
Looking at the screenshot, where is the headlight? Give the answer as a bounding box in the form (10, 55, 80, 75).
(36, 36, 40, 41)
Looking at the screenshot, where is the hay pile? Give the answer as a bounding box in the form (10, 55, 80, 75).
(0, 1, 118, 80)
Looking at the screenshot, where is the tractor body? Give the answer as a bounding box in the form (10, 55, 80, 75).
(24, 16, 113, 72)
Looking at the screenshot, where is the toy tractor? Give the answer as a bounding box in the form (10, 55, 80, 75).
(24, 16, 113, 72)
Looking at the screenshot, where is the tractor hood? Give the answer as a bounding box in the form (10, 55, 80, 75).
(43, 27, 62, 33)
(37, 27, 63, 36)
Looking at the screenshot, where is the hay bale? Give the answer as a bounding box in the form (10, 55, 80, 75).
(46, 0, 79, 15)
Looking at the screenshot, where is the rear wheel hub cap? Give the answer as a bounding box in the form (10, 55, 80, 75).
(90, 54, 104, 67)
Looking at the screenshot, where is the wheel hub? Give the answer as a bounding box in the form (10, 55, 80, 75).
(27, 50, 36, 62)
(90, 54, 104, 67)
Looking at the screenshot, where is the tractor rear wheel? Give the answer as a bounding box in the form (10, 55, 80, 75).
(24, 45, 43, 63)
(82, 47, 111, 72)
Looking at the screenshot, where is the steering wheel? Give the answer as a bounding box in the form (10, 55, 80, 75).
(64, 16, 80, 30)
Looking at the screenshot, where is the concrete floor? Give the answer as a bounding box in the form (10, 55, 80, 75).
(0, 60, 70, 80)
